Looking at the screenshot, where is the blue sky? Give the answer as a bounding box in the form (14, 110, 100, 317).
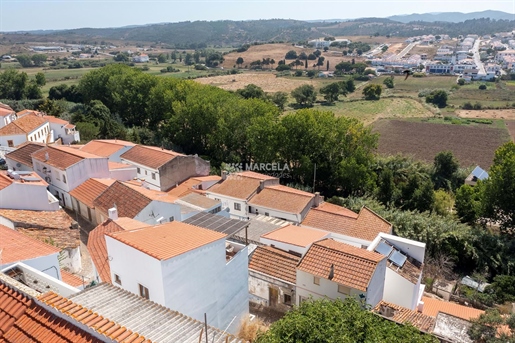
(0, 0, 514, 31)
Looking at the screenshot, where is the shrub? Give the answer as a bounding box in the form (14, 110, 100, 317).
(478, 84, 487, 90)
(473, 102, 482, 110)
(412, 72, 426, 78)
(294, 70, 303, 77)
(457, 78, 465, 85)
(306, 70, 316, 78)
(462, 102, 473, 110)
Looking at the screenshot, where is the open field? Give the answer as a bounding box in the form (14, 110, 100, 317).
(372, 119, 511, 169)
(506, 121, 515, 141)
(458, 109, 515, 120)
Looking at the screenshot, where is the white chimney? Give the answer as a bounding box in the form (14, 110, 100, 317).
(44, 152, 49, 161)
(314, 192, 322, 207)
(417, 301, 424, 313)
(108, 207, 118, 221)
(221, 170, 228, 181)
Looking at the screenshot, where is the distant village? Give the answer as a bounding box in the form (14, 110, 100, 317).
(0, 102, 490, 342)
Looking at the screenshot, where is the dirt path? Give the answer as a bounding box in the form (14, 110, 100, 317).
(457, 109, 515, 120)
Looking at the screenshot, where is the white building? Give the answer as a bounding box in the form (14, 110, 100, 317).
(31, 145, 110, 209)
(80, 139, 135, 162)
(120, 145, 210, 191)
(0, 103, 17, 128)
(296, 238, 386, 308)
(45, 116, 80, 144)
(105, 220, 249, 334)
(260, 224, 330, 256)
(0, 170, 59, 211)
(0, 114, 50, 147)
(69, 178, 116, 224)
(308, 38, 350, 48)
(5, 142, 45, 171)
(368, 233, 425, 310)
(132, 54, 149, 63)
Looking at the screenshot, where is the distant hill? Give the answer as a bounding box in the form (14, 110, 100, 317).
(388, 10, 515, 23)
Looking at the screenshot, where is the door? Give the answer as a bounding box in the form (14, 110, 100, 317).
(269, 287, 278, 307)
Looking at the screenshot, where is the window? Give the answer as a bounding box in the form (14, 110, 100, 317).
(114, 274, 122, 285)
(283, 294, 292, 305)
(145, 170, 147, 175)
(139, 283, 149, 299)
(62, 174, 66, 184)
(151, 173, 156, 180)
(169, 216, 175, 222)
(234, 203, 241, 211)
(7, 140, 13, 147)
(313, 276, 320, 285)
(338, 284, 351, 295)
(265, 212, 269, 216)
(137, 167, 141, 174)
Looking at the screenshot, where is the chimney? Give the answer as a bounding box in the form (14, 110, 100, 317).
(328, 264, 334, 280)
(314, 192, 322, 207)
(44, 152, 49, 161)
(221, 170, 228, 181)
(259, 180, 265, 191)
(108, 207, 118, 221)
(417, 301, 424, 313)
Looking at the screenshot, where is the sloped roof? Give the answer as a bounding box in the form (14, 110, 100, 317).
(65, 283, 242, 343)
(421, 296, 484, 321)
(31, 146, 102, 170)
(93, 181, 153, 218)
(261, 224, 329, 247)
(354, 207, 392, 240)
(69, 178, 116, 208)
(373, 301, 436, 332)
(107, 221, 226, 261)
(45, 116, 75, 129)
(176, 193, 219, 210)
(0, 225, 60, 264)
(297, 238, 385, 292)
(87, 218, 147, 284)
(60, 270, 84, 288)
(5, 142, 45, 168)
(249, 185, 314, 214)
(208, 177, 261, 200)
(0, 103, 15, 117)
(0, 173, 12, 191)
(123, 182, 178, 203)
(80, 140, 135, 158)
(0, 279, 101, 343)
(0, 114, 46, 136)
(249, 246, 301, 284)
(120, 145, 183, 169)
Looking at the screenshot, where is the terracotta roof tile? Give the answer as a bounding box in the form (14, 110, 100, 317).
(69, 178, 116, 208)
(108, 161, 133, 170)
(107, 221, 226, 260)
(0, 173, 13, 191)
(38, 292, 151, 342)
(123, 182, 178, 203)
(0, 103, 15, 117)
(233, 171, 277, 180)
(0, 280, 101, 343)
(297, 238, 385, 292)
(45, 116, 74, 128)
(31, 146, 103, 170)
(5, 142, 45, 168)
(373, 301, 436, 332)
(60, 270, 84, 288)
(0, 114, 47, 136)
(120, 145, 183, 169)
(177, 193, 220, 210)
(421, 296, 484, 320)
(354, 207, 392, 240)
(166, 175, 220, 197)
(0, 225, 60, 264)
(208, 177, 261, 200)
(93, 181, 153, 218)
(261, 224, 329, 247)
(87, 218, 147, 283)
(249, 185, 314, 214)
(80, 140, 134, 158)
(249, 246, 301, 284)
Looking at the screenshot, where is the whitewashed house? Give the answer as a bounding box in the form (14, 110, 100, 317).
(0, 170, 59, 211)
(80, 139, 135, 162)
(45, 116, 80, 144)
(105, 220, 249, 334)
(0, 114, 49, 147)
(296, 238, 386, 308)
(69, 178, 116, 224)
(0, 103, 17, 128)
(367, 233, 425, 310)
(206, 171, 279, 220)
(120, 145, 210, 191)
(132, 54, 149, 63)
(260, 224, 329, 256)
(31, 145, 110, 209)
(5, 142, 45, 171)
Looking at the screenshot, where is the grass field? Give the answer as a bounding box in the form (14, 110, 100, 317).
(373, 119, 511, 169)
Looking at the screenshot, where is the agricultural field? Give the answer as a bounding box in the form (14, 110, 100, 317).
(506, 121, 515, 141)
(372, 119, 511, 169)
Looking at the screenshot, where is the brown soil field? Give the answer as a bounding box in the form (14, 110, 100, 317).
(506, 121, 515, 141)
(388, 43, 405, 55)
(195, 73, 317, 93)
(373, 119, 510, 169)
(457, 109, 515, 120)
(221, 43, 364, 71)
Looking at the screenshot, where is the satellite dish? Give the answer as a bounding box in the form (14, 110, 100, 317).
(16, 162, 21, 168)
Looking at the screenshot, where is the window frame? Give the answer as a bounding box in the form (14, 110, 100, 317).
(313, 276, 320, 285)
(234, 203, 241, 211)
(139, 283, 150, 299)
(114, 274, 122, 285)
(338, 284, 351, 295)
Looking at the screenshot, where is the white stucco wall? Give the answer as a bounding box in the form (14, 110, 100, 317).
(5, 157, 32, 172)
(109, 167, 137, 181)
(382, 268, 416, 309)
(107, 146, 134, 162)
(58, 246, 81, 273)
(49, 123, 80, 144)
(105, 235, 166, 304)
(128, 161, 160, 190)
(206, 193, 249, 220)
(134, 201, 183, 225)
(248, 270, 295, 311)
(0, 183, 59, 211)
(0, 134, 26, 148)
(27, 123, 50, 144)
(365, 258, 386, 307)
(259, 238, 310, 256)
(1, 253, 61, 280)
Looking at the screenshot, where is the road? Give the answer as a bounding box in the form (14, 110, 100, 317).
(397, 41, 419, 59)
(472, 39, 486, 75)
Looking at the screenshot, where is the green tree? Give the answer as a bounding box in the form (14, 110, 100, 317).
(38, 99, 65, 116)
(256, 298, 438, 343)
(35, 72, 46, 87)
(383, 76, 395, 88)
(432, 151, 460, 191)
(362, 84, 382, 100)
(482, 142, 515, 235)
(25, 82, 42, 99)
(184, 53, 193, 65)
(236, 84, 266, 100)
(291, 84, 317, 107)
(269, 91, 288, 110)
(31, 54, 47, 67)
(236, 56, 244, 68)
(469, 309, 515, 343)
(157, 54, 167, 63)
(15, 54, 32, 67)
(285, 50, 298, 59)
(113, 53, 129, 62)
(455, 184, 482, 224)
(426, 90, 448, 108)
(0, 69, 29, 100)
(320, 82, 345, 104)
(75, 122, 99, 142)
(433, 190, 454, 216)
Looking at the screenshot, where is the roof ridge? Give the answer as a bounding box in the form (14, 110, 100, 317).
(314, 238, 384, 263)
(359, 206, 392, 227)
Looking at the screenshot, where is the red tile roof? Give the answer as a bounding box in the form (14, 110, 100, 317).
(0, 174, 12, 191)
(107, 221, 226, 261)
(208, 177, 261, 200)
(69, 178, 116, 208)
(45, 116, 75, 128)
(249, 185, 314, 214)
(421, 296, 484, 320)
(60, 270, 84, 288)
(249, 246, 301, 284)
(31, 146, 102, 170)
(297, 238, 385, 292)
(4, 142, 45, 168)
(80, 140, 135, 158)
(354, 207, 392, 240)
(93, 181, 153, 218)
(233, 171, 277, 180)
(0, 115, 47, 136)
(261, 224, 329, 247)
(373, 301, 436, 332)
(0, 103, 15, 117)
(0, 280, 102, 343)
(120, 145, 183, 169)
(88, 218, 147, 283)
(0, 225, 60, 264)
